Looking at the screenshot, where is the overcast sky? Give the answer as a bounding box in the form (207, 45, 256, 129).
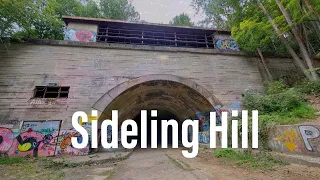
(131, 0, 204, 24)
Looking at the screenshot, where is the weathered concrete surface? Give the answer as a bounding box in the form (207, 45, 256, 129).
(268, 125, 320, 156)
(0, 40, 303, 129)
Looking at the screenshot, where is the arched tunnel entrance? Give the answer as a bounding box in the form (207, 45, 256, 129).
(93, 75, 222, 149)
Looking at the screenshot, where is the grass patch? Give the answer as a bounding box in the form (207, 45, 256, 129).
(0, 156, 24, 165)
(259, 104, 317, 125)
(0, 157, 67, 179)
(213, 149, 288, 170)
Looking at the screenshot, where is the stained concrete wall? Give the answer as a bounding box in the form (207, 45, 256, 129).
(268, 125, 320, 156)
(0, 40, 299, 129)
(65, 23, 98, 42)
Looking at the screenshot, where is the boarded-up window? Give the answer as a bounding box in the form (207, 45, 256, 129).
(33, 86, 70, 98)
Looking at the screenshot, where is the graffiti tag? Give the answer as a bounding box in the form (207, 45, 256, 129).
(215, 39, 240, 51)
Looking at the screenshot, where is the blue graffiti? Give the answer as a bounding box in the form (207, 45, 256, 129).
(199, 132, 210, 144)
(215, 39, 240, 51)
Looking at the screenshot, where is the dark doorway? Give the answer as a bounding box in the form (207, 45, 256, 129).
(129, 110, 182, 147)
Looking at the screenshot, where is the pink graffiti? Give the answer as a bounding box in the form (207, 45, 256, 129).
(1, 121, 90, 157)
(10, 130, 56, 157)
(0, 127, 14, 153)
(75, 30, 93, 42)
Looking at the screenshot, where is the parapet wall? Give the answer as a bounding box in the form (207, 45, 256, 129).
(268, 125, 320, 156)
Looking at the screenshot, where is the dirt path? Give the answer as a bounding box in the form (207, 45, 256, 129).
(111, 148, 209, 180)
(106, 148, 320, 180)
(2, 148, 320, 179)
(165, 148, 320, 180)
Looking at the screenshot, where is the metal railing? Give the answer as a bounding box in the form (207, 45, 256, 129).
(96, 26, 215, 48)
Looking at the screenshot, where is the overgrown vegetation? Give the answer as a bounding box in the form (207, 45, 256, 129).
(243, 80, 319, 124)
(0, 0, 140, 41)
(295, 80, 320, 95)
(242, 80, 319, 148)
(193, 0, 320, 80)
(213, 149, 288, 170)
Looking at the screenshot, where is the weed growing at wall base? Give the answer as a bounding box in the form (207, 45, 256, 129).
(213, 149, 288, 170)
(72, 110, 259, 158)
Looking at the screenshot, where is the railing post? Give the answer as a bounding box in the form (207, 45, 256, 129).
(205, 34, 209, 48)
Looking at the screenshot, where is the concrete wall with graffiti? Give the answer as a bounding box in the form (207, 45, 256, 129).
(64, 28, 97, 42)
(0, 121, 91, 157)
(213, 34, 240, 51)
(215, 39, 240, 51)
(193, 98, 242, 144)
(268, 125, 320, 156)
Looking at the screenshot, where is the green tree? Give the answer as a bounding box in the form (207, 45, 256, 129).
(192, 0, 247, 29)
(99, 0, 140, 21)
(169, 13, 194, 27)
(54, 0, 85, 17)
(193, 0, 320, 80)
(54, 0, 140, 21)
(0, 0, 140, 41)
(0, 0, 64, 40)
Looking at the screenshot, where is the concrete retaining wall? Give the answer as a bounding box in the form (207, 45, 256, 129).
(0, 40, 268, 129)
(268, 125, 320, 156)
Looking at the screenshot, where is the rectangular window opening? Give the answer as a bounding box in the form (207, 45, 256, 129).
(33, 86, 70, 98)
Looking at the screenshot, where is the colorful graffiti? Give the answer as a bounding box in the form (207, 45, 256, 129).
(199, 131, 210, 144)
(0, 128, 57, 157)
(64, 28, 97, 42)
(0, 121, 91, 157)
(269, 125, 320, 155)
(195, 111, 211, 132)
(102, 126, 122, 151)
(0, 128, 14, 153)
(214, 98, 242, 118)
(273, 127, 302, 152)
(299, 125, 320, 152)
(54, 130, 89, 156)
(215, 39, 240, 51)
(193, 99, 242, 144)
(14, 130, 57, 157)
(21, 121, 60, 135)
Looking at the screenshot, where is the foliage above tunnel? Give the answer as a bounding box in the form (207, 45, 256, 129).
(0, 0, 140, 40)
(192, 0, 320, 80)
(169, 13, 194, 27)
(192, 0, 320, 54)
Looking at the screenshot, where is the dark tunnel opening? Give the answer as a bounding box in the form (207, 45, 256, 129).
(128, 110, 182, 147)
